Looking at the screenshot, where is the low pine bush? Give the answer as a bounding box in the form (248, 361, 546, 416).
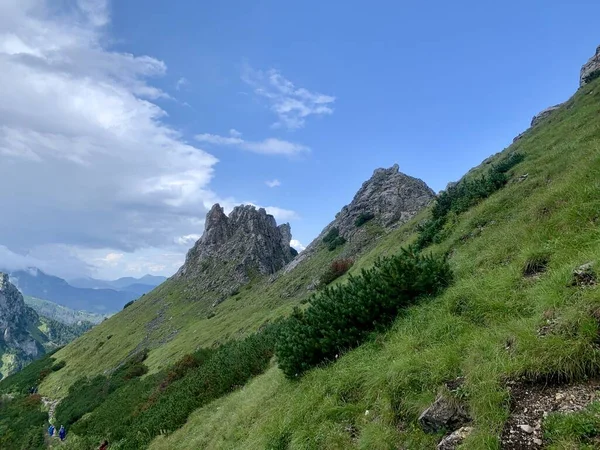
(0, 394, 47, 450)
(416, 153, 524, 249)
(355, 212, 375, 227)
(58, 326, 280, 449)
(584, 69, 600, 85)
(323, 227, 347, 251)
(275, 247, 453, 378)
(319, 259, 354, 286)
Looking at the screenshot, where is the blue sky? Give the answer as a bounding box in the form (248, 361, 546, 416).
(0, 0, 598, 279)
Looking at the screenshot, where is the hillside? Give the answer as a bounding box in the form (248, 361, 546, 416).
(1, 47, 600, 450)
(24, 297, 107, 326)
(0, 276, 94, 380)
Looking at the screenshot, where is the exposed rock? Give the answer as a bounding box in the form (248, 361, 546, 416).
(513, 132, 526, 143)
(580, 45, 600, 86)
(418, 394, 470, 433)
(334, 164, 434, 236)
(0, 273, 43, 378)
(571, 262, 596, 287)
(175, 204, 296, 296)
(531, 104, 562, 127)
(437, 426, 473, 450)
(501, 379, 600, 448)
(284, 165, 434, 273)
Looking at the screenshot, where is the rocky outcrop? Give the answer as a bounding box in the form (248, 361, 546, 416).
(333, 164, 434, 236)
(0, 273, 43, 379)
(418, 394, 470, 433)
(580, 45, 600, 86)
(285, 165, 434, 273)
(176, 204, 296, 296)
(530, 104, 562, 127)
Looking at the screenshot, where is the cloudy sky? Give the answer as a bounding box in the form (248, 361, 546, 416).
(0, 0, 598, 280)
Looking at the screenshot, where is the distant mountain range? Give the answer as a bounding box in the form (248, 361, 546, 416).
(5, 268, 166, 313)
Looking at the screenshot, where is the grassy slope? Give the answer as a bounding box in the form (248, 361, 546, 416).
(39, 226, 359, 398)
(148, 81, 600, 449)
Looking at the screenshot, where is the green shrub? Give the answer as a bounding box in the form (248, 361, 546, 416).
(123, 300, 135, 309)
(275, 247, 453, 378)
(327, 236, 346, 251)
(55, 350, 149, 428)
(416, 153, 524, 249)
(583, 69, 600, 84)
(59, 327, 279, 449)
(323, 227, 340, 244)
(322, 227, 347, 251)
(355, 212, 375, 227)
(51, 360, 66, 372)
(319, 259, 354, 286)
(0, 394, 47, 450)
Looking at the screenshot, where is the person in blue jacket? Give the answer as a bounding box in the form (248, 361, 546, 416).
(59, 425, 66, 441)
(48, 424, 55, 437)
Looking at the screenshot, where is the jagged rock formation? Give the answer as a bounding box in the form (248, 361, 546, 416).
(176, 204, 296, 296)
(530, 104, 563, 127)
(511, 44, 600, 143)
(580, 45, 600, 86)
(285, 165, 434, 273)
(0, 273, 43, 379)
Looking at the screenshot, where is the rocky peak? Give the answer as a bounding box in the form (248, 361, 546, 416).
(285, 165, 434, 273)
(176, 204, 296, 294)
(334, 164, 435, 237)
(580, 45, 600, 86)
(0, 272, 42, 378)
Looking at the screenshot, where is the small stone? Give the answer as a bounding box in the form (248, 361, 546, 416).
(555, 392, 565, 401)
(518, 424, 534, 434)
(533, 438, 543, 445)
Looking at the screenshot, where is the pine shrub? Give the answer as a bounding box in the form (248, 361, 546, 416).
(355, 212, 375, 227)
(416, 153, 524, 249)
(584, 69, 600, 84)
(275, 247, 452, 378)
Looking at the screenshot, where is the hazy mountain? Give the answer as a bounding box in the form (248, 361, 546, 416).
(8, 269, 137, 313)
(69, 274, 167, 291)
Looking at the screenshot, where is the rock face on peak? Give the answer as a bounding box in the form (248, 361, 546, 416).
(531, 104, 563, 127)
(0, 273, 43, 379)
(580, 45, 600, 86)
(334, 164, 434, 238)
(176, 204, 296, 295)
(285, 165, 434, 273)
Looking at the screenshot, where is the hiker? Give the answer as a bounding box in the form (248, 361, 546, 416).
(48, 424, 55, 437)
(59, 425, 66, 441)
(98, 440, 109, 450)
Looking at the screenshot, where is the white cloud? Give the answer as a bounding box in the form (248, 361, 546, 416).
(175, 234, 201, 245)
(262, 206, 299, 221)
(229, 128, 242, 138)
(242, 65, 335, 130)
(0, 1, 303, 280)
(196, 133, 309, 156)
(175, 77, 189, 91)
(265, 179, 281, 188)
(290, 239, 306, 252)
(98, 252, 124, 266)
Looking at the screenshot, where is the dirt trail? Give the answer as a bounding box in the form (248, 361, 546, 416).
(501, 380, 600, 449)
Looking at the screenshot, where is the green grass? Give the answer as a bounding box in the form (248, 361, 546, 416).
(545, 401, 600, 449)
(146, 76, 600, 449)
(7, 76, 597, 449)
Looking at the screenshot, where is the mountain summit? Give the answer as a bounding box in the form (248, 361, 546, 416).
(176, 204, 296, 296)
